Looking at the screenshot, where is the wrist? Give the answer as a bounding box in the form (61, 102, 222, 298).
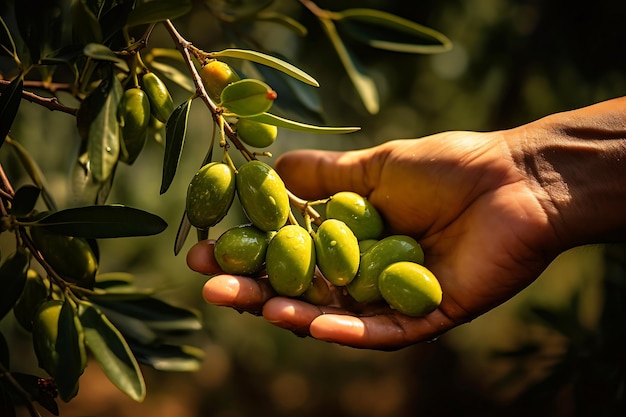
(511, 97, 626, 250)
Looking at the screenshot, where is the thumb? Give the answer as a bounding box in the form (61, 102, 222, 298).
(274, 147, 383, 200)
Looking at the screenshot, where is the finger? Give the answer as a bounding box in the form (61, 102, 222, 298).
(274, 147, 384, 200)
(309, 309, 454, 350)
(187, 240, 223, 275)
(262, 297, 346, 336)
(202, 275, 275, 314)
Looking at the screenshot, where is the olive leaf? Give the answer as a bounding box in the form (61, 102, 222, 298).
(253, 11, 308, 36)
(78, 302, 146, 402)
(9, 185, 41, 217)
(211, 48, 319, 87)
(95, 272, 135, 289)
(220, 79, 276, 117)
(0, 16, 17, 58)
(92, 297, 202, 333)
(71, 0, 102, 45)
(0, 248, 29, 321)
(334, 8, 453, 54)
(129, 342, 204, 372)
(30, 205, 168, 238)
(86, 69, 122, 183)
(160, 97, 193, 194)
(5, 137, 57, 211)
(83, 43, 126, 65)
(318, 17, 379, 114)
(127, 0, 193, 27)
(54, 299, 87, 402)
(0, 76, 23, 148)
(244, 112, 360, 134)
(149, 60, 195, 93)
(209, 0, 273, 21)
(14, 0, 65, 64)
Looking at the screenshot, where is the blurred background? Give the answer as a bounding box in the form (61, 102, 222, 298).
(3, 0, 626, 416)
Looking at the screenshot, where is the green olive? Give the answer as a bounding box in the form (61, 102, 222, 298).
(33, 300, 64, 375)
(30, 227, 98, 289)
(236, 118, 278, 148)
(199, 60, 241, 102)
(236, 160, 290, 232)
(314, 219, 359, 286)
(214, 224, 270, 275)
(378, 262, 442, 317)
(266, 225, 316, 297)
(119, 88, 151, 164)
(299, 272, 331, 305)
(358, 239, 378, 253)
(13, 269, 49, 332)
(346, 235, 424, 303)
(325, 191, 384, 241)
(141, 72, 174, 123)
(186, 162, 236, 229)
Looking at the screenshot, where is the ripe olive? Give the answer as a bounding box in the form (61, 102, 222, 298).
(378, 262, 442, 317)
(30, 227, 98, 289)
(346, 235, 424, 303)
(314, 219, 359, 286)
(199, 59, 241, 102)
(236, 160, 290, 232)
(266, 225, 316, 297)
(325, 191, 384, 241)
(13, 269, 48, 332)
(141, 72, 174, 123)
(186, 162, 236, 229)
(214, 224, 270, 275)
(236, 118, 278, 148)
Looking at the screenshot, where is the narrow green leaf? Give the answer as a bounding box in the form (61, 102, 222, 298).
(95, 305, 160, 346)
(87, 287, 156, 302)
(83, 43, 126, 65)
(150, 60, 195, 93)
(160, 97, 192, 194)
(5, 137, 57, 211)
(0, 16, 17, 58)
(319, 17, 379, 114)
(220, 79, 275, 117)
(245, 113, 360, 134)
(95, 272, 135, 289)
(335, 8, 452, 54)
(212, 48, 319, 87)
(127, 0, 192, 27)
(129, 343, 204, 372)
(87, 70, 122, 182)
(55, 299, 86, 402)
(0, 248, 29, 321)
(79, 303, 146, 402)
(93, 297, 202, 332)
(173, 212, 192, 256)
(10, 185, 41, 217)
(0, 77, 23, 147)
(31, 205, 168, 238)
(70, 0, 102, 45)
(255, 12, 308, 36)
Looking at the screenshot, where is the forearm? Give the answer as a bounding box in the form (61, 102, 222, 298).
(511, 96, 626, 249)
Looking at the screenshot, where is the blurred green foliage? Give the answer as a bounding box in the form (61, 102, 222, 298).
(2, 0, 626, 416)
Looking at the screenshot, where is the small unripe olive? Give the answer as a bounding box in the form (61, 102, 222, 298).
(326, 191, 384, 241)
(299, 272, 331, 305)
(141, 72, 174, 123)
(214, 224, 270, 275)
(236, 118, 278, 148)
(314, 219, 359, 286)
(199, 60, 240, 102)
(30, 227, 98, 289)
(378, 262, 442, 317)
(347, 235, 424, 303)
(236, 160, 290, 232)
(13, 269, 48, 332)
(186, 162, 236, 229)
(358, 239, 378, 253)
(266, 225, 316, 297)
(120, 88, 151, 141)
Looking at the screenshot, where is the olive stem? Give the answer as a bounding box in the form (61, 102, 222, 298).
(0, 80, 78, 115)
(287, 189, 323, 226)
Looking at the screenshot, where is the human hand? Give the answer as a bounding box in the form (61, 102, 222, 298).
(188, 127, 565, 350)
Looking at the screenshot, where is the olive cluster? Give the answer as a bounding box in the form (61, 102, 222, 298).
(186, 160, 442, 317)
(117, 72, 174, 163)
